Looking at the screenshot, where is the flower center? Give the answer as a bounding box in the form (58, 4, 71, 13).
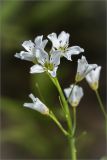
(44, 62, 54, 71)
(58, 45, 68, 52)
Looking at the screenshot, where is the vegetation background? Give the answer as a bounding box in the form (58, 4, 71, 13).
(1, 0, 106, 159)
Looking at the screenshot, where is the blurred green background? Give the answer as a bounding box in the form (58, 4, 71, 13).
(1, 0, 106, 159)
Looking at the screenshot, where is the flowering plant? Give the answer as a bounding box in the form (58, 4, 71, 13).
(15, 31, 106, 159)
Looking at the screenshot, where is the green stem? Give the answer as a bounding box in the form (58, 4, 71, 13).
(72, 107, 76, 136)
(48, 74, 77, 160)
(70, 137, 77, 160)
(49, 111, 69, 136)
(70, 108, 77, 160)
(95, 90, 107, 119)
(58, 96, 65, 113)
(54, 78, 77, 160)
(53, 77, 72, 132)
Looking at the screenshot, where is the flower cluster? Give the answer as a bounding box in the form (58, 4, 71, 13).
(15, 31, 101, 113)
(15, 31, 84, 77)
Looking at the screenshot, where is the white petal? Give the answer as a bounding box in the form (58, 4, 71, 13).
(36, 49, 49, 65)
(14, 53, 22, 59)
(29, 93, 37, 102)
(24, 103, 34, 109)
(64, 85, 83, 106)
(23, 98, 49, 114)
(22, 40, 35, 52)
(85, 64, 98, 76)
(63, 52, 72, 61)
(42, 39, 48, 48)
(30, 64, 44, 74)
(35, 49, 41, 59)
(14, 51, 35, 61)
(76, 56, 98, 82)
(24, 97, 49, 115)
(34, 35, 48, 49)
(85, 71, 94, 84)
(47, 33, 60, 49)
(58, 31, 70, 47)
(50, 50, 61, 66)
(86, 66, 101, 84)
(71, 85, 83, 105)
(64, 88, 72, 98)
(34, 35, 43, 46)
(76, 86, 84, 101)
(77, 56, 88, 74)
(67, 46, 84, 55)
(77, 56, 97, 76)
(34, 98, 49, 114)
(94, 66, 101, 82)
(48, 66, 58, 77)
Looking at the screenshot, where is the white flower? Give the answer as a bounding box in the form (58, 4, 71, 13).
(24, 94, 49, 115)
(47, 31, 84, 61)
(75, 56, 98, 82)
(14, 36, 48, 62)
(86, 66, 101, 90)
(64, 85, 84, 107)
(30, 48, 61, 77)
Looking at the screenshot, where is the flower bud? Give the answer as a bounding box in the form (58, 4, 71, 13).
(24, 94, 49, 115)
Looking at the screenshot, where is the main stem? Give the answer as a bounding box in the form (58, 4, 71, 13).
(70, 137, 77, 160)
(49, 75, 77, 160)
(54, 77, 72, 131)
(72, 107, 76, 136)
